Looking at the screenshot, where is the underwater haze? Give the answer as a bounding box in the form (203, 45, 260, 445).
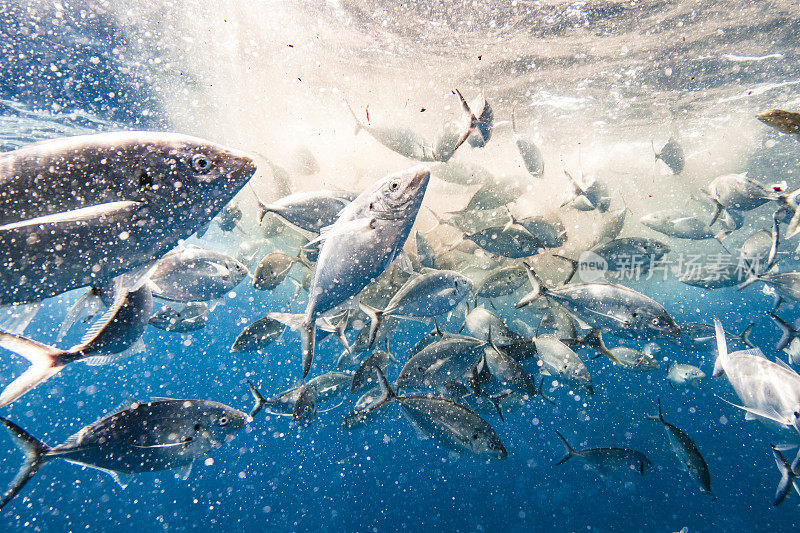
(2, 0, 800, 531)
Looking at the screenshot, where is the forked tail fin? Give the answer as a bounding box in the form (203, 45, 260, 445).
(554, 430, 577, 466)
(0, 417, 50, 510)
(0, 332, 66, 408)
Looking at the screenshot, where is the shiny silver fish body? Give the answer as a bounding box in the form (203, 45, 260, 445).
(148, 247, 248, 302)
(0, 131, 255, 305)
(148, 302, 209, 333)
(257, 190, 356, 233)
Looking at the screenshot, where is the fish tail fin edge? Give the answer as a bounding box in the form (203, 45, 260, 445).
(0, 417, 49, 510)
(554, 430, 575, 465)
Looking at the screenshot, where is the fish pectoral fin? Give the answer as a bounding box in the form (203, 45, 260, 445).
(320, 217, 375, 239)
(175, 462, 193, 481)
(435, 288, 458, 300)
(716, 395, 792, 426)
(0, 201, 143, 231)
(205, 261, 232, 278)
(395, 251, 415, 274)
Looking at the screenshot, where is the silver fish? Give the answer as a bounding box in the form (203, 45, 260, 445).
(739, 228, 774, 271)
(464, 307, 525, 346)
(466, 224, 545, 259)
(512, 112, 544, 178)
(396, 334, 490, 390)
(348, 103, 437, 161)
(703, 173, 779, 215)
(252, 251, 298, 291)
(558, 237, 670, 282)
(648, 400, 712, 495)
(256, 190, 356, 234)
(447, 177, 523, 215)
(0, 385, 263, 509)
(0, 131, 255, 305)
(351, 350, 396, 394)
(515, 215, 565, 248)
(653, 137, 685, 175)
(415, 231, 437, 270)
(678, 258, 743, 290)
(262, 383, 317, 420)
(345, 369, 507, 459)
(148, 246, 248, 302)
(554, 431, 651, 479)
(596, 206, 627, 243)
(0, 284, 152, 407)
(517, 264, 681, 340)
(216, 203, 242, 232)
(474, 265, 529, 304)
(713, 317, 800, 437)
(533, 336, 593, 394)
(230, 316, 286, 353)
(268, 166, 430, 377)
(640, 210, 720, 241)
(482, 346, 542, 398)
(666, 364, 706, 388)
(464, 94, 493, 148)
(148, 302, 209, 333)
(429, 161, 493, 186)
(771, 445, 800, 506)
(563, 171, 612, 212)
(578, 329, 658, 371)
(360, 270, 472, 348)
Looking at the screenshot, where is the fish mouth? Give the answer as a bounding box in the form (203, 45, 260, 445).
(409, 166, 431, 189)
(226, 150, 258, 181)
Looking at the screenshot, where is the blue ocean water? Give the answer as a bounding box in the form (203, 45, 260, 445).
(2, 1, 800, 532)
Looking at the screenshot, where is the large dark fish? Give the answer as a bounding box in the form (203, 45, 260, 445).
(0, 132, 256, 305)
(0, 384, 265, 509)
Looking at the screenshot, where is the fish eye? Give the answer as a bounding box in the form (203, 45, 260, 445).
(389, 180, 399, 191)
(191, 153, 213, 174)
(472, 433, 479, 440)
(193, 423, 201, 431)
(218, 416, 229, 426)
(651, 318, 661, 326)
(135, 168, 152, 187)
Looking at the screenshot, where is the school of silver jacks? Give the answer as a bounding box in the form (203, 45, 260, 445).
(1, 101, 800, 510)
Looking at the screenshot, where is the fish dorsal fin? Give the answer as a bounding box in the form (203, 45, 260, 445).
(75, 287, 130, 348)
(737, 347, 768, 360)
(175, 462, 193, 480)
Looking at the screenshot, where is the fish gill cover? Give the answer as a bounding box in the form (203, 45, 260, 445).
(1, 0, 800, 531)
